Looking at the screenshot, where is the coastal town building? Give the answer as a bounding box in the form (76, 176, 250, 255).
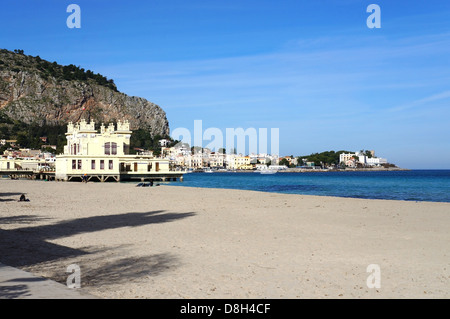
(0, 147, 55, 172)
(365, 157, 388, 166)
(208, 152, 225, 168)
(0, 158, 17, 171)
(0, 139, 17, 147)
(279, 156, 298, 167)
(55, 119, 182, 182)
(339, 151, 387, 168)
(233, 156, 252, 170)
(159, 139, 170, 147)
(157, 141, 281, 171)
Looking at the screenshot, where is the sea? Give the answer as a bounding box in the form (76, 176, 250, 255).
(169, 170, 450, 203)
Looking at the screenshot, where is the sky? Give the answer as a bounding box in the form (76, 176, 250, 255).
(1, 0, 449, 168)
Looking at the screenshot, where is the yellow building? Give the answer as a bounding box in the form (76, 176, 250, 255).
(0, 157, 51, 171)
(0, 158, 18, 171)
(55, 119, 183, 182)
(234, 156, 253, 170)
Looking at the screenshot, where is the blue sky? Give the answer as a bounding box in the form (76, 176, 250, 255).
(1, 0, 450, 168)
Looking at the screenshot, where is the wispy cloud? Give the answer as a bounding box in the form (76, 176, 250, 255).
(389, 90, 450, 112)
(101, 31, 450, 117)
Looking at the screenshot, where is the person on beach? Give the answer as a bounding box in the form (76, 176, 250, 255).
(18, 194, 29, 202)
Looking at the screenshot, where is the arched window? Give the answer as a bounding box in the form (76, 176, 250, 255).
(105, 142, 111, 155)
(112, 142, 117, 155)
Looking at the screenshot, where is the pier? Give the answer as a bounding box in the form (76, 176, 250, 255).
(0, 169, 55, 181)
(1, 169, 184, 183)
(59, 172, 184, 182)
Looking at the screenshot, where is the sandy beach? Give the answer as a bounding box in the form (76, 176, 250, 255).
(0, 179, 449, 298)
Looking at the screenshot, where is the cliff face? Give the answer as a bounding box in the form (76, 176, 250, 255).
(0, 49, 169, 137)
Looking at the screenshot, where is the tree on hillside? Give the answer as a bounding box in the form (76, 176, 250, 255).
(297, 150, 353, 168)
(279, 158, 290, 167)
(0, 142, 11, 155)
(364, 150, 373, 158)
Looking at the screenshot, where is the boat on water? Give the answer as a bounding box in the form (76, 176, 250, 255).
(204, 168, 214, 173)
(258, 168, 277, 174)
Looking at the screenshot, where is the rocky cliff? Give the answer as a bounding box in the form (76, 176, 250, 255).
(0, 49, 169, 137)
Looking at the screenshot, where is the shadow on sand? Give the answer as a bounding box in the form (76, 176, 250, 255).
(0, 283, 31, 299)
(0, 192, 24, 202)
(0, 193, 24, 197)
(0, 210, 195, 296)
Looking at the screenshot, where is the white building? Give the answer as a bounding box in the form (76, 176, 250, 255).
(209, 152, 226, 168)
(339, 153, 357, 165)
(55, 119, 182, 182)
(339, 151, 388, 167)
(366, 157, 388, 166)
(159, 139, 170, 147)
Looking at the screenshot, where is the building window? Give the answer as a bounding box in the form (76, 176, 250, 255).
(105, 143, 111, 155)
(112, 142, 117, 155)
(104, 142, 117, 155)
(91, 160, 96, 170)
(77, 160, 82, 170)
(100, 160, 104, 170)
(109, 160, 113, 170)
(147, 163, 152, 172)
(72, 160, 76, 169)
(72, 143, 80, 155)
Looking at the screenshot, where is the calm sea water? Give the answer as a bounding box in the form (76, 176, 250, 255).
(170, 170, 450, 203)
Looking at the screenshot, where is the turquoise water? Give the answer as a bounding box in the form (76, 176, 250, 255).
(170, 170, 450, 203)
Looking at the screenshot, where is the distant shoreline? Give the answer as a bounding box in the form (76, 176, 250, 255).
(202, 167, 411, 173)
(279, 167, 410, 173)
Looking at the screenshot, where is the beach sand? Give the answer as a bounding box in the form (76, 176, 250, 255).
(1, 179, 449, 298)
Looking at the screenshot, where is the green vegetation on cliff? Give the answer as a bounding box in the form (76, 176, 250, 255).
(0, 49, 117, 91)
(0, 113, 67, 153)
(297, 150, 352, 167)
